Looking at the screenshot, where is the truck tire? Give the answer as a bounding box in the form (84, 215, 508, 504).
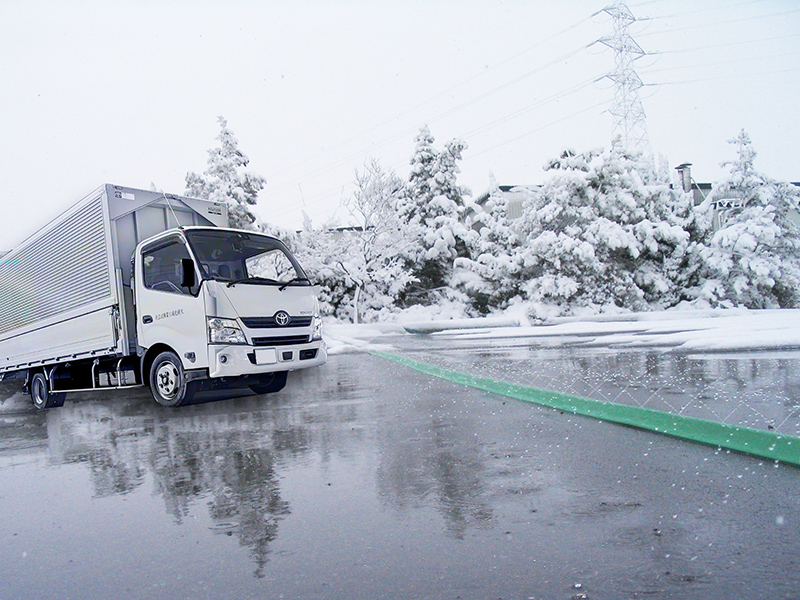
(30, 372, 66, 410)
(249, 371, 288, 395)
(149, 351, 196, 407)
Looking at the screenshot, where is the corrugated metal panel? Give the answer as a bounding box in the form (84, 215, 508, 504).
(0, 195, 112, 336)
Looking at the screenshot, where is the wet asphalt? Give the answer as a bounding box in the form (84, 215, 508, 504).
(0, 339, 799, 600)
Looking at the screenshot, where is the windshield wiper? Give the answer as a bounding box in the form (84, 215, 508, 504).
(226, 276, 280, 288)
(279, 277, 311, 291)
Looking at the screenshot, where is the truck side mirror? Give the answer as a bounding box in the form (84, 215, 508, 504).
(181, 258, 196, 289)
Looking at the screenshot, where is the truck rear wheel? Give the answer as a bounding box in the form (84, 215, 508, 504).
(150, 351, 196, 407)
(249, 371, 288, 395)
(30, 372, 66, 410)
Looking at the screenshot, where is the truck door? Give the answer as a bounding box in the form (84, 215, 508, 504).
(135, 235, 208, 369)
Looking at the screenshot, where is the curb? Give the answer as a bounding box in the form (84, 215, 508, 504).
(371, 350, 800, 468)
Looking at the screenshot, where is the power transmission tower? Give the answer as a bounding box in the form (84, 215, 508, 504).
(600, 1, 651, 155)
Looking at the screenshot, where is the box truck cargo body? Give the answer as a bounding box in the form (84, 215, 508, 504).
(0, 184, 326, 408)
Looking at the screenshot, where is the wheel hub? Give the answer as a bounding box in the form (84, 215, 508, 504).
(156, 363, 179, 398)
(33, 379, 45, 405)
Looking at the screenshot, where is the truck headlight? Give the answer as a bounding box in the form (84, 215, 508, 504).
(311, 316, 323, 341)
(207, 317, 247, 344)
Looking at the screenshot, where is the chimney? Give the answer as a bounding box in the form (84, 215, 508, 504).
(675, 163, 693, 193)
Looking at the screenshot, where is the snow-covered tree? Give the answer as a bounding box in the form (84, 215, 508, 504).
(400, 125, 437, 224)
(186, 116, 266, 230)
(293, 213, 348, 318)
(454, 175, 524, 312)
(340, 160, 415, 322)
(295, 160, 415, 322)
(687, 130, 800, 308)
(396, 125, 472, 302)
(512, 146, 694, 317)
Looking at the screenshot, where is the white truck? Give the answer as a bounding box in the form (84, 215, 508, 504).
(0, 184, 326, 408)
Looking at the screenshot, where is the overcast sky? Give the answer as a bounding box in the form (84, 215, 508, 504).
(1, 0, 798, 249)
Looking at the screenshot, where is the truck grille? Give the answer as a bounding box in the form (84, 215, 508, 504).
(242, 316, 313, 328)
(252, 335, 310, 346)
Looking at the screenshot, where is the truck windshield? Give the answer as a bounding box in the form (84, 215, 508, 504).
(185, 230, 309, 287)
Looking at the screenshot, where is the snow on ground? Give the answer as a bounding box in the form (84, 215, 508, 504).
(324, 308, 800, 355)
(323, 322, 407, 355)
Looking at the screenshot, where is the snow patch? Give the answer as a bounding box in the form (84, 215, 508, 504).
(322, 307, 800, 355)
(324, 322, 405, 355)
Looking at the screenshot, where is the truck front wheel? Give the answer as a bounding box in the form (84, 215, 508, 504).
(30, 372, 65, 410)
(249, 371, 287, 395)
(150, 351, 196, 407)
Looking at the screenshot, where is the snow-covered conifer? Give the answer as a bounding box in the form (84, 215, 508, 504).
(514, 146, 694, 317)
(688, 130, 800, 308)
(397, 126, 472, 302)
(400, 125, 437, 224)
(186, 116, 266, 230)
(454, 176, 523, 312)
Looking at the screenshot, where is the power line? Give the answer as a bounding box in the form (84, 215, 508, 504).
(646, 65, 800, 86)
(456, 76, 604, 141)
(636, 6, 800, 38)
(655, 31, 800, 55)
(642, 49, 800, 75)
(265, 88, 611, 224)
(265, 41, 598, 199)
(263, 8, 634, 222)
(628, 0, 671, 7)
(266, 14, 598, 187)
(638, 0, 772, 21)
(264, 68, 607, 220)
(272, 0, 798, 224)
(465, 100, 609, 160)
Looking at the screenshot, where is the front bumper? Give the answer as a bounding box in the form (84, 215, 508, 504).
(207, 339, 327, 378)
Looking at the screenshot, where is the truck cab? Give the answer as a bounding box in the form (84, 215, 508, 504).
(134, 226, 326, 406)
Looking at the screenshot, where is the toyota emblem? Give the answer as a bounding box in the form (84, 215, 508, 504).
(274, 311, 291, 326)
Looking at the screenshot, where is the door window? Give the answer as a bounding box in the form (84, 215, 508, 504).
(142, 239, 196, 295)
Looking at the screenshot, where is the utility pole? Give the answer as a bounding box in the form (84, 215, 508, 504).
(600, 1, 651, 155)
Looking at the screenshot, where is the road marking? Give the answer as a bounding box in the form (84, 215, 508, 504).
(371, 350, 800, 468)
